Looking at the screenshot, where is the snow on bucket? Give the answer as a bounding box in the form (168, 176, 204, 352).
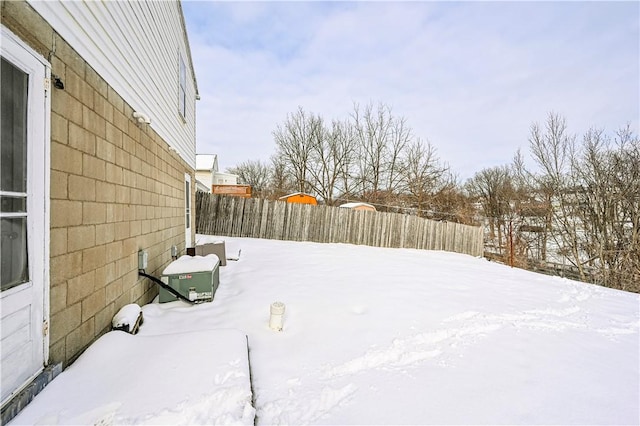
(269, 302, 286, 331)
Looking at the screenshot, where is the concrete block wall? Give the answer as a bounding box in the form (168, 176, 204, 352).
(2, 1, 196, 367)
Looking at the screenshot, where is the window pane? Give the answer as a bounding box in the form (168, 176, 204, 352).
(1, 217, 29, 291)
(1, 57, 28, 193)
(0, 196, 27, 213)
(180, 57, 186, 88)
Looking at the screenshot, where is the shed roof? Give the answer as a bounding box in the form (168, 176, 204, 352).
(340, 202, 376, 210)
(278, 192, 315, 199)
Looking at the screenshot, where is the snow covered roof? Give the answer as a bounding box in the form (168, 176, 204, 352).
(195, 154, 217, 171)
(195, 179, 210, 192)
(278, 192, 314, 199)
(339, 202, 376, 210)
(215, 172, 239, 179)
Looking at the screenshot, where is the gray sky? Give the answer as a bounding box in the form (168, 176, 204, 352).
(183, 1, 639, 180)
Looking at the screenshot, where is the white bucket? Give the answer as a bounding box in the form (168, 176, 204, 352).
(269, 302, 286, 331)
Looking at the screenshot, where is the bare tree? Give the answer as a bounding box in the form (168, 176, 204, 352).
(466, 165, 515, 253)
(270, 155, 295, 199)
(429, 179, 476, 224)
(613, 125, 640, 290)
(272, 107, 319, 193)
(522, 112, 638, 290)
(385, 112, 412, 195)
(527, 112, 590, 277)
(306, 119, 357, 205)
(572, 125, 640, 290)
(614, 125, 640, 290)
(351, 102, 409, 204)
(227, 160, 272, 198)
(351, 102, 388, 200)
(402, 138, 449, 216)
(511, 150, 552, 262)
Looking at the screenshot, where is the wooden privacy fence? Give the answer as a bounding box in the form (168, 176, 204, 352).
(196, 193, 484, 257)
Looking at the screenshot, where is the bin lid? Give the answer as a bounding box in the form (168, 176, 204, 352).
(162, 254, 219, 275)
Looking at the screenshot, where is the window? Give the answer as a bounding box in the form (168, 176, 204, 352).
(179, 55, 186, 118)
(1, 57, 29, 291)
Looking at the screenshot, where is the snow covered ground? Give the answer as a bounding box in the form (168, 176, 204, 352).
(11, 236, 640, 425)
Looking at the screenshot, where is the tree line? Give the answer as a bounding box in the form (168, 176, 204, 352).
(228, 105, 639, 292)
(230, 103, 464, 220)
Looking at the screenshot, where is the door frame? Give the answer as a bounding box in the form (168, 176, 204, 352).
(0, 25, 51, 406)
(185, 173, 192, 249)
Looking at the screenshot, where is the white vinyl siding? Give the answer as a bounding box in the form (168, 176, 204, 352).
(195, 170, 212, 189)
(29, 0, 197, 168)
(179, 55, 186, 119)
(213, 172, 239, 185)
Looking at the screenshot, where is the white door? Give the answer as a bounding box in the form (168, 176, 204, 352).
(185, 173, 192, 248)
(1, 27, 50, 406)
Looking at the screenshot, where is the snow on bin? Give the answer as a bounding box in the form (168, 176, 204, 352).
(159, 254, 220, 303)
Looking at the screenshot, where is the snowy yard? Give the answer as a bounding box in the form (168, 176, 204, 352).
(11, 236, 640, 425)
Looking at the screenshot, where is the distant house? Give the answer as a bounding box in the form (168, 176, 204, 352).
(214, 171, 239, 186)
(279, 192, 318, 205)
(339, 202, 377, 212)
(1, 0, 198, 420)
(196, 154, 239, 193)
(195, 154, 218, 191)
